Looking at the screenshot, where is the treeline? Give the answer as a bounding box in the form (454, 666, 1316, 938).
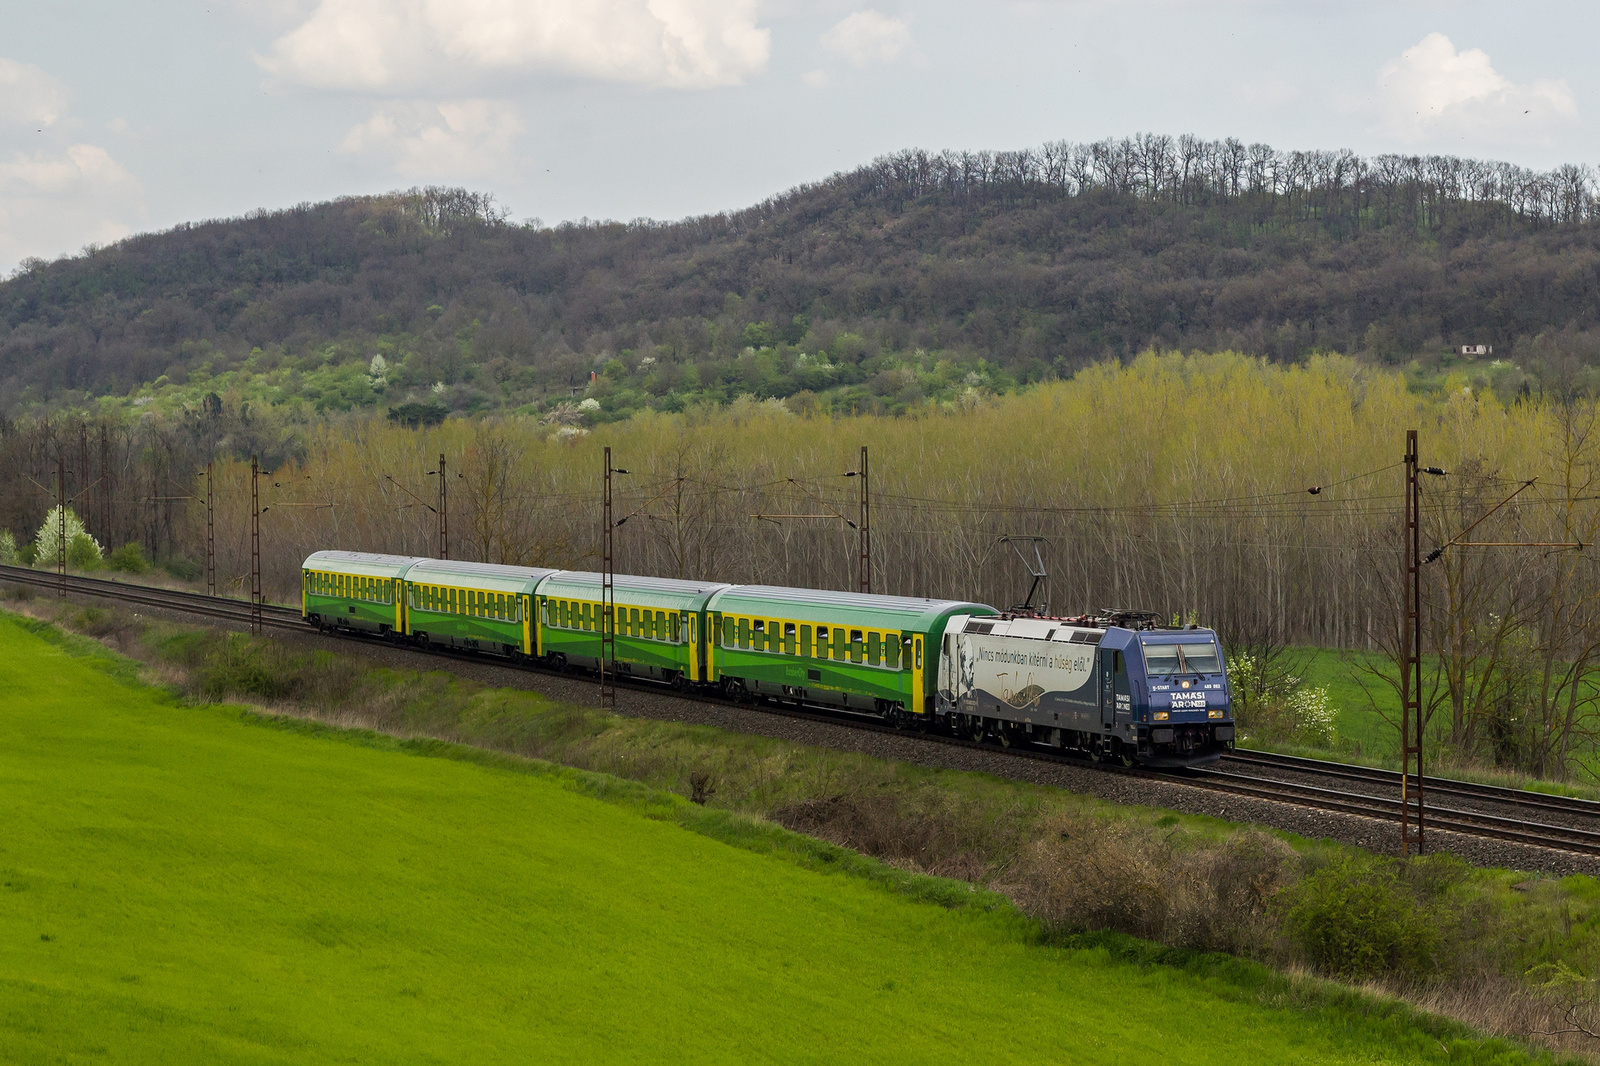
(6, 353, 1599, 778)
(4, 136, 1600, 418)
(834, 134, 1600, 230)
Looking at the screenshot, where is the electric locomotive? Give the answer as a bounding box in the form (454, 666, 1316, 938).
(936, 610, 1233, 766)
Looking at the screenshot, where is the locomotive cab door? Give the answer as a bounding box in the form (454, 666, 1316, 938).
(1100, 649, 1132, 731)
(1099, 649, 1116, 731)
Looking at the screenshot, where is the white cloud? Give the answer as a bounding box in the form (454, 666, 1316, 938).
(801, 69, 831, 89)
(0, 144, 144, 272)
(342, 99, 524, 178)
(1377, 33, 1576, 142)
(820, 10, 911, 68)
(0, 58, 68, 127)
(263, 0, 771, 91)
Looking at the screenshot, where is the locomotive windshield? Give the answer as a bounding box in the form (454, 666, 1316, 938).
(1143, 641, 1222, 675)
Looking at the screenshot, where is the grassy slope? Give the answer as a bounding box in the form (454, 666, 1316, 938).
(0, 616, 1547, 1065)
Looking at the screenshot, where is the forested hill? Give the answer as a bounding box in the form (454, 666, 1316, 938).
(5, 133, 1600, 418)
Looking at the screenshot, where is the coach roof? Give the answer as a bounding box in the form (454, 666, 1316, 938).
(302, 550, 424, 580)
(403, 559, 561, 594)
(707, 584, 996, 629)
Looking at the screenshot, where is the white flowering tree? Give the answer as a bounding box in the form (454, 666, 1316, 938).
(34, 506, 102, 570)
(1226, 651, 1336, 747)
(367, 354, 390, 389)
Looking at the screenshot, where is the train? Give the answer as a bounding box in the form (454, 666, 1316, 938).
(301, 550, 1235, 767)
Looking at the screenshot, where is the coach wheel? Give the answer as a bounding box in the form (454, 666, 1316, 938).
(550, 653, 568, 673)
(723, 677, 747, 702)
(670, 671, 688, 691)
(416, 632, 430, 648)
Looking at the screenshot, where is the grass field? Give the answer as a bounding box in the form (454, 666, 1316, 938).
(0, 614, 1555, 1064)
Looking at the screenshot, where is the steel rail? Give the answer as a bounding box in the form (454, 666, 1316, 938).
(9, 562, 1600, 859)
(1224, 748, 1600, 819)
(1191, 768, 1600, 856)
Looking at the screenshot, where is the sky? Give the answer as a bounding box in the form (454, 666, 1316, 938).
(0, 0, 1595, 274)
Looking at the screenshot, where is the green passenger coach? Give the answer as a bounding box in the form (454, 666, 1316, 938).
(536, 572, 729, 685)
(302, 550, 420, 636)
(402, 559, 558, 656)
(703, 585, 996, 719)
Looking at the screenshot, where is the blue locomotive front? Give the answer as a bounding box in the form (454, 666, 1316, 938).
(1098, 627, 1234, 765)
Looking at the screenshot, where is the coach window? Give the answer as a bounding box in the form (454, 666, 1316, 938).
(815, 626, 828, 658)
(886, 634, 901, 669)
(784, 623, 797, 655)
(915, 637, 923, 670)
(849, 630, 864, 663)
(559, 600, 569, 628)
(867, 632, 881, 667)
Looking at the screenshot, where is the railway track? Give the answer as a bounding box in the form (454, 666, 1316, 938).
(9, 562, 1600, 859)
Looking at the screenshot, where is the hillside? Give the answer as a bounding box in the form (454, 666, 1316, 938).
(0, 611, 1540, 1065)
(3, 135, 1600, 418)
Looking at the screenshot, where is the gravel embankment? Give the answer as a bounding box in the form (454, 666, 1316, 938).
(51, 590, 1600, 877)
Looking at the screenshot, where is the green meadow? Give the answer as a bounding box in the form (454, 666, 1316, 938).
(0, 614, 1553, 1064)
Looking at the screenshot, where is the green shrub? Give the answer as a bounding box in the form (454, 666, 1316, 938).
(67, 532, 102, 570)
(106, 543, 151, 574)
(163, 557, 202, 581)
(1282, 856, 1438, 981)
(194, 633, 294, 701)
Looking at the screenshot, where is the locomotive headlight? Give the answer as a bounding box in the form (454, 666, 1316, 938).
(1208, 709, 1223, 719)
(1154, 711, 1170, 721)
